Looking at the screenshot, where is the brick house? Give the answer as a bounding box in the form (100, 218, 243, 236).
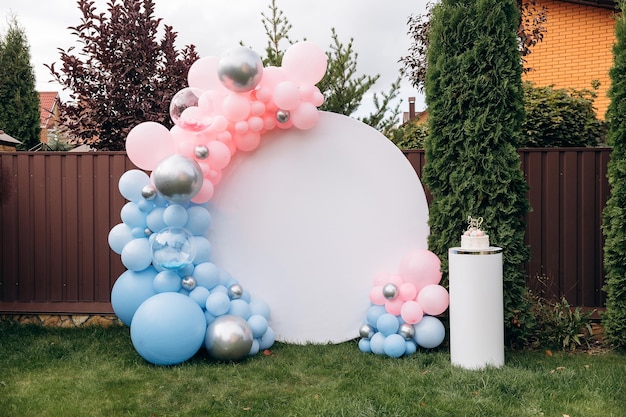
(522, 0, 619, 119)
(39, 91, 60, 144)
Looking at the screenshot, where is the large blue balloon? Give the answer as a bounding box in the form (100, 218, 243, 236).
(111, 267, 158, 326)
(414, 316, 446, 349)
(118, 169, 150, 202)
(130, 292, 206, 365)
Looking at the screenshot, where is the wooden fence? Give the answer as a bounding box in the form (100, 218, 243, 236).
(0, 148, 611, 314)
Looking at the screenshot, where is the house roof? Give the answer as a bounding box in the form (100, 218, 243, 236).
(39, 91, 59, 128)
(0, 129, 22, 145)
(559, 0, 618, 9)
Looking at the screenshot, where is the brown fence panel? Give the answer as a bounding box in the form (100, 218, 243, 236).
(0, 148, 612, 313)
(0, 152, 134, 314)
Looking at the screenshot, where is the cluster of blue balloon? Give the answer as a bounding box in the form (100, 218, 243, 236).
(109, 168, 275, 365)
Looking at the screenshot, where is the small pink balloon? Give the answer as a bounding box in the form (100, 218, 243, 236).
(190, 180, 214, 204)
(290, 102, 319, 130)
(233, 131, 261, 152)
(374, 272, 393, 286)
(206, 141, 231, 169)
(417, 284, 449, 316)
(178, 106, 212, 132)
(222, 93, 251, 122)
(399, 282, 418, 301)
(234, 121, 249, 134)
(385, 297, 404, 316)
(255, 66, 286, 102)
(250, 101, 266, 116)
(400, 300, 424, 324)
(273, 81, 301, 110)
(369, 286, 386, 305)
(398, 249, 442, 293)
(248, 116, 264, 132)
(126, 122, 176, 170)
(207, 168, 222, 185)
(281, 41, 328, 85)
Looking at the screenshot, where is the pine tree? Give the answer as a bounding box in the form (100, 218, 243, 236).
(601, 0, 626, 350)
(423, 0, 530, 346)
(46, 0, 199, 151)
(0, 16, 41, 150)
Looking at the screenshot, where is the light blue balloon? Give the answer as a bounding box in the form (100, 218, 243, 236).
(370, 332, 386, 355)
(259, 326, 275, 350)
(151, 227, 196, 270)
(108, 223, 134, 255)
(204, 310, 216, 325)
(249, 339, 260, 356)
(405, 340, 418, 355)
(229, 299, 252, 319)
(121, 202, 148, 228)
(153, 270, 182, 293)
(366, 305, 387, 327)
(121, 238, 153, 271)
(414, 316, 446, 349)
(146, 207, 167, 234)
(192, 237, 212, 264)
(137, 199, 154, 213)
(247, 314, 268, 338)
(130, 292, 206, 365)
(111, 267, 157, 326)
(163, 204, 188, 227)
(249, 297, 271, 320)
(205, 291, 231, 316)
(118, 169, 150, 202)
(189, 286, 210, 307)
(192, 262, 220, 289)
(383, 334, 406, 358)
(358, 338, 372, 353)
(377, 313, 400, 336)
(185, 205, 212, 235)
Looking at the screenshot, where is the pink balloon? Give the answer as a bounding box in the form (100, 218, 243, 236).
(248, 116, 264, 132)
(399, 282, 418, 301)
(374, 272, 393, 286)
(291, 102, 320, 130)
(273, 81, 301, 110)
(206, 140, 231, 169)
(207, 168, 222, 185)
(369, 286, 386, 305)
(126, 122, 176, 170)
(235, 121, 249, 134)
(188, 56, 226, 92)
(178, 106, 212, 132)
(398, 249, 442, 293)
(417, 284, 449, 316)
(233, 131, 261, 152)
(400, 300, 424, 324)
(222, 93, 251, 122)
(190, 180, 214, 204)
(281, 41, 328, 85)
(250, 101, 266, 116)
(255, 66, 286, 102)
(385, 297, 404, 316)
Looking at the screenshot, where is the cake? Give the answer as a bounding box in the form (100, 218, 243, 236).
(461, 216, 490, 249)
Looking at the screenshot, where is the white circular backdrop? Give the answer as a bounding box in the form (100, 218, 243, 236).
(209, 111, 429, 343)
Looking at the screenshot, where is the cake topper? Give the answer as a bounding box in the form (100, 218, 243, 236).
(466, 216, 484, 231)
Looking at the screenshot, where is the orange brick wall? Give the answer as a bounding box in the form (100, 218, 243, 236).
(522, 0, 617, 119)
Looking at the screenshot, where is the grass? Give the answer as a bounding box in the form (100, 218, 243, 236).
(1, 321, 625, 417)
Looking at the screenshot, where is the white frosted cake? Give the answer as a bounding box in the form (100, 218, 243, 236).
(461, 216, 490, 249)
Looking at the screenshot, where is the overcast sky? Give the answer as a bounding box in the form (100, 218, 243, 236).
(0, 0, 428, 119)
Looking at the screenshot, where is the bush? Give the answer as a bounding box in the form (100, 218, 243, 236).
(388, 121, 429, 150)
(521, 82, 607, 147)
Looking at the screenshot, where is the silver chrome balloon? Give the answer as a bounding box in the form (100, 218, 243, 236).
(276, 109, 290, 123)
(141, 184, 157, 200)
(205, 315, 254, 361)
(399, 323, 415, 340)
(217, 46, 264, 93)
(228, 283, 244, 300)
(181, 276, 197, 291)
(359, 323, 375, 339)
(382, 283, 399, 300)
(152, 154, 203, 202)
(194, 145, 209, 160)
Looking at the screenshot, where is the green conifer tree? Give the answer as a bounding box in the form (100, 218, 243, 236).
(423, 0, 530, 345)
(0, 16, 41, 150)
(601, 0, 626, 350)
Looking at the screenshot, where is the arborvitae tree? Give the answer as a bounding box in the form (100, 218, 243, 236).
(46, 0, 199, 151)
(254, 0, 401, 129)
(0, 16, 41, 150)
(423, 0, 530, 346)
(602, 0, 626, 350)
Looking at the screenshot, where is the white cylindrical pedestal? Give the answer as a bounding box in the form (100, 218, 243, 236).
(449, 247, 504, 369)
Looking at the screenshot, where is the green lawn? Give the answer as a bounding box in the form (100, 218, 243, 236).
(1, 321, 624, 417)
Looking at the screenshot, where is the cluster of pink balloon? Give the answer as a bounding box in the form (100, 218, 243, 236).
(108, 42, 328, 365)
(124, 42, 328, 204)
(358, 249, 449, 358)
